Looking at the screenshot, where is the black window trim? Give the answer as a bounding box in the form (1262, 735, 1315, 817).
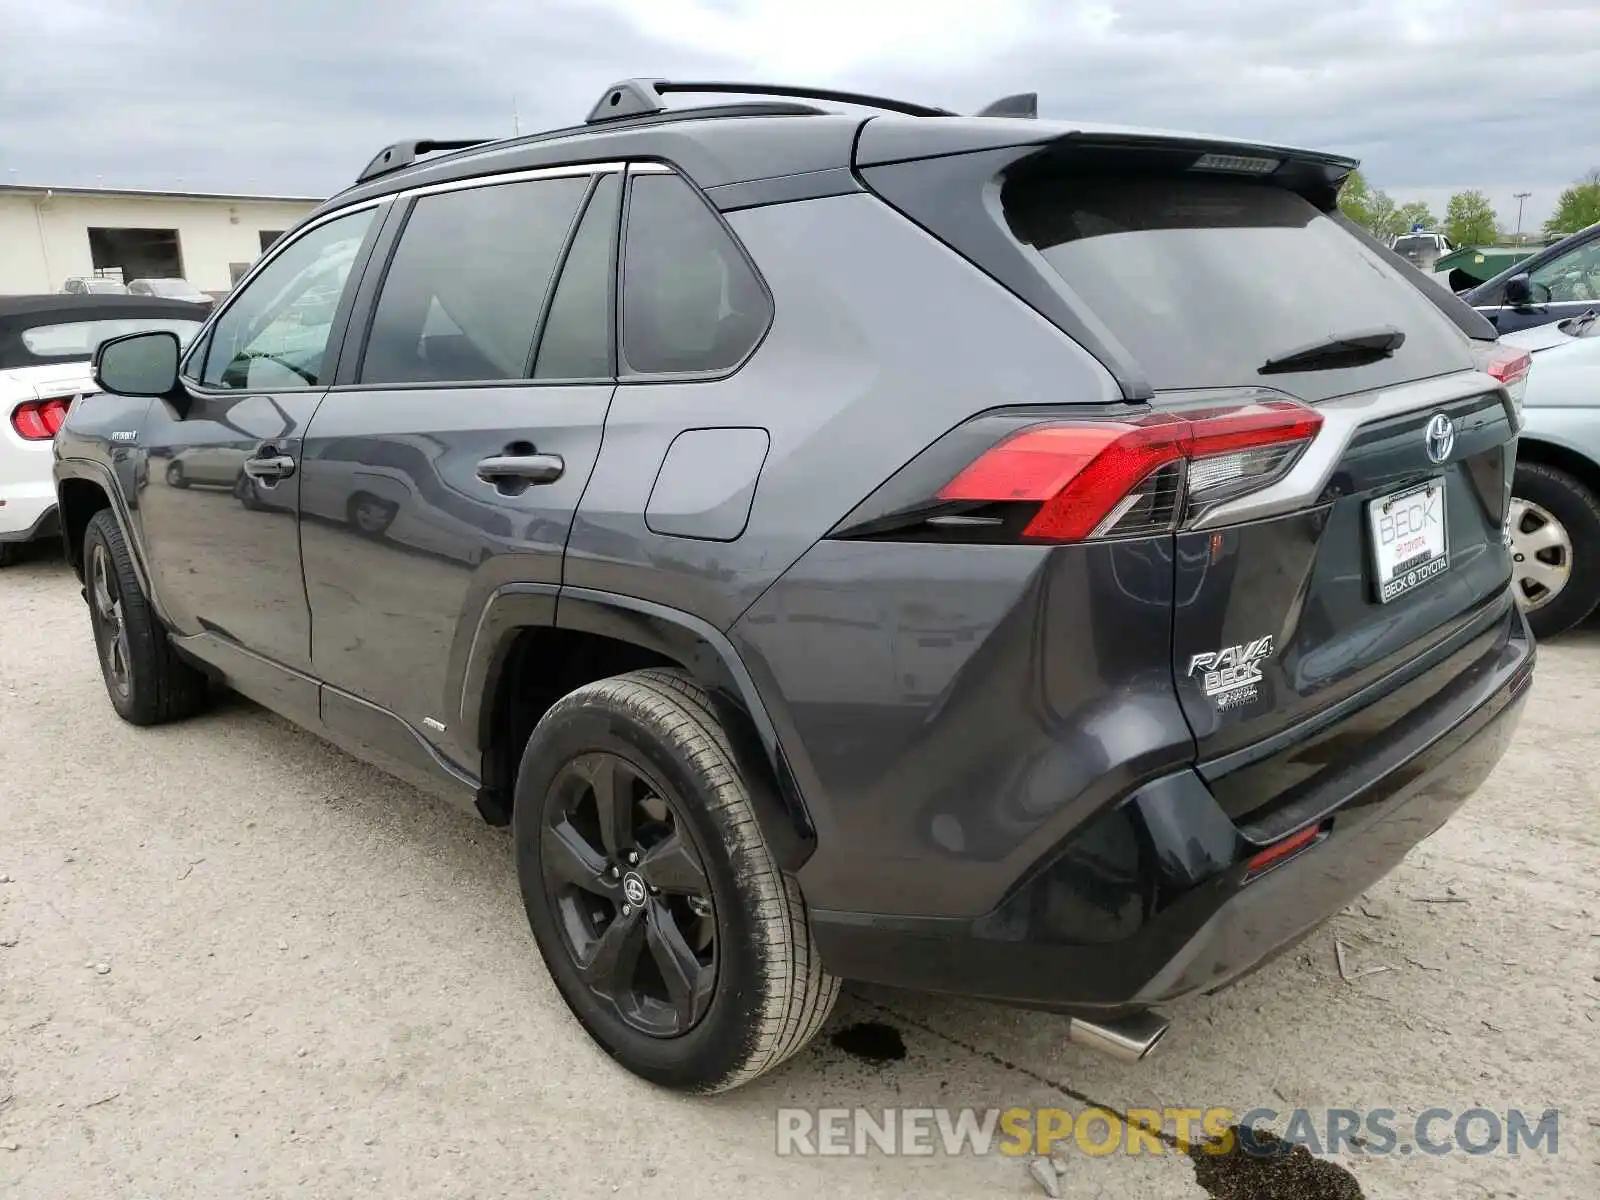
(179, 197, 390, 395)
(615, 160, 775, 383)
(330, 162, 622, 394)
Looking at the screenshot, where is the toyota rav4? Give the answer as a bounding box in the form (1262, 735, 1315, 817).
(54, 79, 1535, 1093)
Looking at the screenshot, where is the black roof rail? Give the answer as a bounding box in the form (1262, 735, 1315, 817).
(587, 78, 953, 123)
(974, 92, 1037, 119)
(356, 139, 497, 184)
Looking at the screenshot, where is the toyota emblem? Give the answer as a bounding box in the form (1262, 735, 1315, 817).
(1424, 413, 1456, 464)
(622, 873, 647, 905)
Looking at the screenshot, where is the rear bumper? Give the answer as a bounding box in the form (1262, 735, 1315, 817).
(0, 495, 59, 542)
(810, 606, 1533, 1012)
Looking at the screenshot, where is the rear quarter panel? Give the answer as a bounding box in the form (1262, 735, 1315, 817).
(562, 189, 1126, 629)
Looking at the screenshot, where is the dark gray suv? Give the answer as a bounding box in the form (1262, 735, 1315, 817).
(54, 79, 1534, 1093)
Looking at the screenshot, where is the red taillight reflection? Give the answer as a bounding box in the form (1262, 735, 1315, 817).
(1485, 346, 1532, 389)
(1244, 824, 1324, 877)
(10, 397, 71, 441)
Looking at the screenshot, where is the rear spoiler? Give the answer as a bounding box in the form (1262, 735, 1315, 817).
(856, 119, 1358, 209)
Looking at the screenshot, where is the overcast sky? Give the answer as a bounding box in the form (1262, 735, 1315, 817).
(3, 0, 1597, 229)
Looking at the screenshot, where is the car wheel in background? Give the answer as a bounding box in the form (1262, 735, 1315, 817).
(0, 542, 17, 568)
(513, 668, 837, 1092)
(82, 510, 209, 725)
(1510, 462, 1600, 638)
(165, 460, 189, 488)
(347, 493, 398, 537)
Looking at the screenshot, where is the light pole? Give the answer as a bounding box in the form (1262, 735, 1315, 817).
(1514, 191, 1531, 240)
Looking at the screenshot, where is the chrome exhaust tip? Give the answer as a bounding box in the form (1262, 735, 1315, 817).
(1066, 1011, 1171, 1063)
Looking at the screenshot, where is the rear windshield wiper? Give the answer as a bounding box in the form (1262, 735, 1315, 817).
(1258, 326, 1406, 375)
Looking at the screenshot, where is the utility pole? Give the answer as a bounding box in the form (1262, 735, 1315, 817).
(1513, 191, 1531, 240)
(512, 94, 521, 136)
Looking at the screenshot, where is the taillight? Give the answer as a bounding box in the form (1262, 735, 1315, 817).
(839, 399, 1322, 544)
(10, 397, 72, 441)
(1483, 345, 1532, 416)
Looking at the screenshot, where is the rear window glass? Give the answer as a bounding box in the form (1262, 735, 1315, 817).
(20, 317, 202, 359)
(1005, 176, 1471, 400)
(1392, 236, 1437, 255)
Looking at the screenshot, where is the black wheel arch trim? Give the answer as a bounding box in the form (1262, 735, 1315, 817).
(52, 457, 171, 621)
(456, 583, 816, 871)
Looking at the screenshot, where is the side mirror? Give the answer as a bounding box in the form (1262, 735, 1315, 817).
(94, 330, 181, 398)
(1503, 273, 1534, 306)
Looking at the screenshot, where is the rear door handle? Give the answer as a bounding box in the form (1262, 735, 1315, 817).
(243, 451, 296, 481)
(476, 453, 565, 486)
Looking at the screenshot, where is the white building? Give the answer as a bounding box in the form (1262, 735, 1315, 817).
(0, 184, 323, 298)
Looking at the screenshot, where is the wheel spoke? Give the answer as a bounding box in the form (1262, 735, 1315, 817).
(580, 906, 646, 999)
(1519, 558, 1569, 593)
(646, 903, 714, 1030)
(587, 757, 634, 858)
(639, 832, 708, 896)
(91, 556, 114, 617)
(543, 820, 613, 896)
(1515, 519, 1568, 556)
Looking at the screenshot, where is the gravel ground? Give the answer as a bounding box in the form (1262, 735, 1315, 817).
(2, 550, 1597, 1199)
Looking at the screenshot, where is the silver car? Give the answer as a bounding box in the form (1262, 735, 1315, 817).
(1502, 311, 1600, 636)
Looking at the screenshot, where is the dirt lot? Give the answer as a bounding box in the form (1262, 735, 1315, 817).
(2, 551, 1597, 1199)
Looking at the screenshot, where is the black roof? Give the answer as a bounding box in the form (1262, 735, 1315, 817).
(0, 294, 212, 324)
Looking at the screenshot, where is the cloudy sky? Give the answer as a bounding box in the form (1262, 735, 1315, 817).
(3, 0, 1597, 229)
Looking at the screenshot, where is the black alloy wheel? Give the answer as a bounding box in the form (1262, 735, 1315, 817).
(540, 751, 717, 1038)
(89, 538, 133, 701)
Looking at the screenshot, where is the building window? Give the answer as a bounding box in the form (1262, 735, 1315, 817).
(88, 228, 184, 283)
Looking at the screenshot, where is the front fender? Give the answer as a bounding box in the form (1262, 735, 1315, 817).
(52, 455, 167, 619)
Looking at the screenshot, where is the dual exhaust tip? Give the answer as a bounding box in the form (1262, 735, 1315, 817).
(1066, 1010, 1171, 1063)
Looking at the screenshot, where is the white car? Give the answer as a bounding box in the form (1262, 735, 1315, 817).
(1499, 310, 1600, 636)
(128, 278, 213, 304)
(1, 295, 206, 566)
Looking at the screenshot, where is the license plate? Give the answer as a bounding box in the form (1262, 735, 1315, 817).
(1369, 478, 1449, 603)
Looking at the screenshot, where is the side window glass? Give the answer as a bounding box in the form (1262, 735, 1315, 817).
(534, 173, 621, 380)
(1530, 241, 1600, 303)
(620, 173, 769, 375)
(199, 208, 374, 390)
(360, 176, 589, 385)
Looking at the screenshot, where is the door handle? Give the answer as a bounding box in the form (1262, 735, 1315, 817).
(243, 451, 296, 481)
(476, 453, 565, 487)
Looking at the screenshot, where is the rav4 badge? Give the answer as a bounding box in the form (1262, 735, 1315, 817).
(1187, 636, 1274, 710)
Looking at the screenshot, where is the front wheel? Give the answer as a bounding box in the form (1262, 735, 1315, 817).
(513, 668, 837, 1093)
(82, 510, 209, 725)
(1510, 463, 1600, 639)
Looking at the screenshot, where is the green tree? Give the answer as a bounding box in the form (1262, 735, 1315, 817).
(1544, 171, 1600, 237)
(1338, 170, 1374, 228)
(1444, 191, 1499, 247)
(1396, 201, 1437, 233)
(1367, 190, 1403, 240)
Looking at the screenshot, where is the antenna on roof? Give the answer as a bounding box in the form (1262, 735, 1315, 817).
(974, 92, 1037, 119)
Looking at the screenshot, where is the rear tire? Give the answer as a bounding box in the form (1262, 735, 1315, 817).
(1511, 462, 1600, 639)
(512, 668, 837, 1092)
(0, 542, 17, 568)
(82, 510, 209, 725)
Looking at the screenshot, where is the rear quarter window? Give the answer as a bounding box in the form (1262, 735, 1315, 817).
(619, 173, 770, 376)
(1005, 176, 1472, 401)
